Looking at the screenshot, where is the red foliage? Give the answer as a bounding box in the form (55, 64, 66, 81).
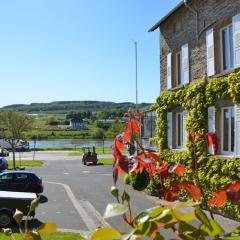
(208, 190, 228, 208)
(157, 165, 170, 183)
(164, 181, 202, 202)
(208, 181, 240, 207)
(168, 164, 186, 177)
(146, 152, 164, 165)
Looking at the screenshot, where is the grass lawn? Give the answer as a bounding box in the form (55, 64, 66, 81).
(98, 158, 114, 165)
(8, 160, 44, 167)
(0, 232, 83, 239)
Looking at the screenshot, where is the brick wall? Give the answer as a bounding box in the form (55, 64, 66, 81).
(159, 0, 240, 92)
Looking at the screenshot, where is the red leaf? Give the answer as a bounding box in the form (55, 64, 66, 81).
(224, 181, 240, 191)
(164, 181, 202, 202)
(146, 152, 164, 164)
(226, 189, 240, 205)
(164, 187, 179, 201)
(157, 165, 170, 183)
(178, 181, 202, 201)
(112, 160, 119, 184)
(208, 190, 228, 208)
(131, 118, 140, 135)
(168, 164, 186, 176)
(124, 122, 132, 142)
(137, 111, 144, 117)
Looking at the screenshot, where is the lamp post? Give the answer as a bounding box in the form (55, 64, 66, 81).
(134, 41, 138, 113)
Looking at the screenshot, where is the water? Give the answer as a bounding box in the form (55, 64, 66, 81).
(28, 138, 156, 150)
(28, 139, 113, 149)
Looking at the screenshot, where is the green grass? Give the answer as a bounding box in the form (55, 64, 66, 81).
(98, 158, 114, 165)
(8, 160, 44, 167)
(68, 147, 113, 156)
(0, 232, 83, 239)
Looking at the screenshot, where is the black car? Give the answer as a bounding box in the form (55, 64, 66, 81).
(0, 171, 43, 194)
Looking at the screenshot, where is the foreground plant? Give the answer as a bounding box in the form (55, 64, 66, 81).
(80, 110, 240, 239)
(3, 196, 56, 240)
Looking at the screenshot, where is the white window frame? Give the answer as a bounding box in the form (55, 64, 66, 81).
(176, 112, 183, 149)
(221, 24, 234, 72)
(221, 107, 235, 155)
(176, 51, 182, 86)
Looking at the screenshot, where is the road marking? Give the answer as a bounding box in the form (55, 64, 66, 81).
(82, 171, 90, 173)
(63, 172, 69, 175)
(45, 181, 109, 231)
(79, 199, 109, 228)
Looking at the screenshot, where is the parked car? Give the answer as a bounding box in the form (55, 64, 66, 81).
(0, 148, 9, 157)
(0, 157, 8, 171)
(0, 139, 30, 152)
(0, 171, 43, 194)
(0, 191, 37, 227)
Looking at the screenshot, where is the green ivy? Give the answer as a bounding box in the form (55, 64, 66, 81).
(155, 71, 240, 219)
(158, 149, 240, 220)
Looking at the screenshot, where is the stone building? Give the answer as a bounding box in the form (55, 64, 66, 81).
(149, 0, 240, 156)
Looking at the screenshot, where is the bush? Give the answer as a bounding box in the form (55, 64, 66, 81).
(128, 170, 150, 191)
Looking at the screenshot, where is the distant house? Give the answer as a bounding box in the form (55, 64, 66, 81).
(99, 119, 115, 127)
(69, 119, 88, 130)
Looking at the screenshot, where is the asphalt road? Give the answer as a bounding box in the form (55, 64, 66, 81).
(7, 151, 240, 238)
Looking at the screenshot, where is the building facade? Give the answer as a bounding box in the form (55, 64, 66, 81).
(149, 0, 240, 156)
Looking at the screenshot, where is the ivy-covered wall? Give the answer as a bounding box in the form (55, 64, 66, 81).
(155, 71, 240, 219)
(156, 71, 240, 153)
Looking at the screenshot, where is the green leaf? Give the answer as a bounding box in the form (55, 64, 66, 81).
(136, 221, 157, 237)
(195, 207, 211, 229)
(92, 227, 121, 240)
(121, 191, 130, 203)
(37, 222, 57, 234)
(179, 221, 197, 233)
(148, 206, 168, 219)
(103, 203, 128, 219)
(134, 212, 150, 225)
(200, 219, 225, 236)
(173, 209, 196, 222)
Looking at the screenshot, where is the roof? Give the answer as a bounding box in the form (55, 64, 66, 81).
(148, 1, 184, 32)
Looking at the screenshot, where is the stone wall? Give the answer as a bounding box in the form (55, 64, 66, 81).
(159, 0, 240, 92)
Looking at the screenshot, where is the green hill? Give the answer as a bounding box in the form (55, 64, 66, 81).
(0, 101, 151, 114)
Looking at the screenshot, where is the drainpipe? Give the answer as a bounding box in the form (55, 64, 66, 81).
(184, 0, 199, 41)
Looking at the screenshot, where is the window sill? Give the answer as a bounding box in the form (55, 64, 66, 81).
(211, 154, 239, 159)
(211, 67, 240, 78)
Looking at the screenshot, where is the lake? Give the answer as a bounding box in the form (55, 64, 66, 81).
(28, 139, 113, 149)
(28, 139, 155, 150)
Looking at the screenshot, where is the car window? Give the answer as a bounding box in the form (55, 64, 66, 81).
(15, 173, 28, 180)
(0, 173, 13, 181)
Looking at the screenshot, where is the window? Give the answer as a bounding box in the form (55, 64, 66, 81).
(176, 52, 182, 85)
(176, 112, 183, 148)
(222, 107, 235, 154)
(222, 25, 234, 71)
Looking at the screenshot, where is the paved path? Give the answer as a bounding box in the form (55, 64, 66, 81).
(7, 151, 240, 238)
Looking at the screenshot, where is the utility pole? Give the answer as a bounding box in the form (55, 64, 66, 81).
(134, 41, 138, 113)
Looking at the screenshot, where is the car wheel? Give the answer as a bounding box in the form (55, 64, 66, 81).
(0, 210, 14, 228)
(83, 161, 86, 165)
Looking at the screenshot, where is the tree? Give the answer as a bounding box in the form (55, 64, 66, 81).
(0, 111, 34, 169)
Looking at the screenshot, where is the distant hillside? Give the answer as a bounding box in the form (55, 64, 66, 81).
(0, 101, 152, 114)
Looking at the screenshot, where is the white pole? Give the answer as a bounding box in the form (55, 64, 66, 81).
(134, 41, 138, 113)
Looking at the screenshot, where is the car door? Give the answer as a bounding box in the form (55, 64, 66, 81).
(0, 173, 14, 191)
(11, 173, 29, 192)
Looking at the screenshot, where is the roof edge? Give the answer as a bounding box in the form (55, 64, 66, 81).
(148, 1, 184, 32)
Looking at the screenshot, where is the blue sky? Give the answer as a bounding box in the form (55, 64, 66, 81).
(0, 0, 180, 107)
